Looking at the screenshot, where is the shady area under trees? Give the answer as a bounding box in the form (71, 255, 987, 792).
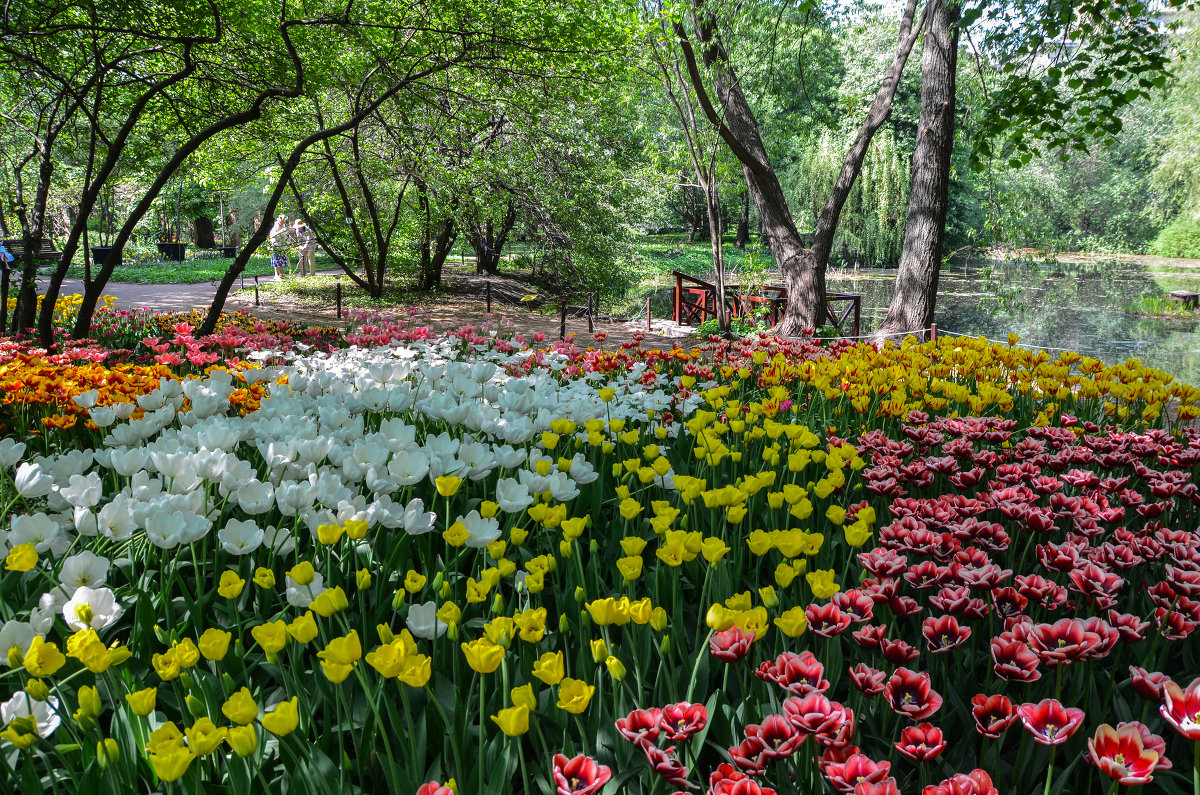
(2, 0, 1199, 348)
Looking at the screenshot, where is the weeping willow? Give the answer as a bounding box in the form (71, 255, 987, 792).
(784, 129, 910, 267)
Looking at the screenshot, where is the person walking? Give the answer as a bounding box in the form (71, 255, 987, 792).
(293, 219, 315, 277)
(268, 215, 290, 281)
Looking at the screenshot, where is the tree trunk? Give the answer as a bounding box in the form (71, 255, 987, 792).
(192, 216, 215, 248)
(677, 0, 926, 335)
(734, 187, 749, 249)
(875, 0, 959, 341)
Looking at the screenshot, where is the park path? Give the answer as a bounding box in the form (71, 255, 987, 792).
(52, 272, 703, 349)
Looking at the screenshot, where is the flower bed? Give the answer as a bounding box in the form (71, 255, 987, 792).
(1, 328, 1200, 794)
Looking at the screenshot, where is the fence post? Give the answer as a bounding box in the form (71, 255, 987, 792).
(486, 281, 492, 314)
(559, 301, 567, 340)
(0, 265, 9, 334)
(853, 295, 861, 339)
(646, 296, 652, 331)
(336, 281, 343, 319)
(929, 322, 937, 342)
(253, 275, 259, 307)
(673, 274, 681, 324)
(587, 293, 594, 333)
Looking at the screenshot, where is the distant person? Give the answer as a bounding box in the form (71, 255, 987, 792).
(293, 219, 315, 277)
(268, 215, 290, 281)
(0, 244, 12, 269)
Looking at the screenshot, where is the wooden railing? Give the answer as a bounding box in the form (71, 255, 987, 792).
(670, 270, 861, 337)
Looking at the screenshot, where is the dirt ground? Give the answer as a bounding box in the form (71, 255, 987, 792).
(224, 264, 707, 350)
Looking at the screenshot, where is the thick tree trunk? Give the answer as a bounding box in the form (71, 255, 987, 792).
(678, 0, 926, 336)
(192, 216, 214, 248)
(875, 0, 959, 341)
(734, 188, 749, 249)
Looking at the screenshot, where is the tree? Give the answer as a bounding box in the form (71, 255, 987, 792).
(672, 0, 927, 333)
(875, 0, 959, 338)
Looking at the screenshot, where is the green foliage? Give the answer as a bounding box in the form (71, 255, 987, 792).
(1150, 214, 1200, 259)
(783, 129, 909, 266)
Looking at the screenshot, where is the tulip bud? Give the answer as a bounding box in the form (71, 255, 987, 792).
(439, 580, 451, 600)
(590, 638, 608, 663)
(558, 613, 570, 635)
(447, 621, 460, 641)
(96, 738, 119, 768)
(660, 635, 671, 655)
(392, 589, 406, 609)
(180, 673, 194, 690)
(431, 572, 444, 591)
(77, 685, 101, 718)
(7, 647, 22, 668)
(574, 586, 586, 603)
(589, 539, 599, 554)
(377, 623, 394, 644)
(650, 607, 668, 632)
(680, 515, 689, 529)
(153, 624, 170, 644)
(491, 592, 505, 615)
(25, 679, 49, 702)
(604, 655, 627, 682)
(186, 694, 207, 718)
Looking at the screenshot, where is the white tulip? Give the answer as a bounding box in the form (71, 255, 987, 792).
(1, 692, 60, 738)
(0, 621, 35, 667)
(236, 479, 275, 515)
(460, 510, 501, 548)
(59, 472, 102, 508)
(63, 586, 123, 631)
(59, 551, 110, 591)
(406, 601, 448, 640)
(13, 462, 53, 498)
(219, 518, 264, 555)
(0, 438, 26, 468)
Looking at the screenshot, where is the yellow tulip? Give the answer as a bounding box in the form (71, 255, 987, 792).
(261, 697, 300, 736)
(556, 678, 595, 714)
(491, 705, 531, 736)
(531, 651, 565, 685)
(461, 638, 505, 674)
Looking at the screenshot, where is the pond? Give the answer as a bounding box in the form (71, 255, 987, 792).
(826, 253, 1200, 387)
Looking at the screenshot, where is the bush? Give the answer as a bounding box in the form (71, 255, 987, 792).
(1150, 214, 1200, 259)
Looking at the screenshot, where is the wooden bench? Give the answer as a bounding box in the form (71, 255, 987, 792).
(1, 237, 62, 265)
(1169, 290, 1199, 310)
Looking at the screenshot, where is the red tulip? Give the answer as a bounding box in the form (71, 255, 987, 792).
(880, 637, 920, 665)
(552, 754, 611, 795)
(832, 590, 875, 623)
(990, 637, 1041, 683)
(1028, 618, 1100, 666)
(661, 702, 708, 741)
(921, 769, 998, 795)
(848, 663, 886, 696)
(852, 779, 900, 795)
(728, 737, 769, 775)
(894, 723, 946, 762)
(806, 603, 853, 638)
(822, 753, 891, 794)
(710, 627, 755, 662)
(1161, 676, 1200, 740)
(1129, 667, 1171, 702)
(1016, 699, 1085, 745)
(755, 651, 830, 695)
(851, 624, 888, 651)
(1087, 723, 1167, 785)
(782, 692, 849, 735)
(416, 784, 454, 795)
(637, 740, 693, 788)
(708, 762, 778, 795)
(922, 614, 971, 653)
(744, 714, 805, 760)
(1107, 610, 1150, 643)
(616, 707, 662, 745)
(883, 667, 942, 721)
(888, 596, 924, 618)
(970, 694, 1017, 738)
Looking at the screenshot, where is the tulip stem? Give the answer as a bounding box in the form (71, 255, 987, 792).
(1043, 745, 1056, 795)
(1193, 739, 1199, 795)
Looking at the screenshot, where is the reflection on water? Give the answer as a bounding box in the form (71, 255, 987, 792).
(827, 256, 1200, 386)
